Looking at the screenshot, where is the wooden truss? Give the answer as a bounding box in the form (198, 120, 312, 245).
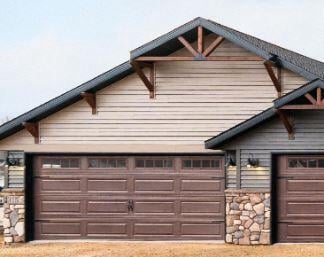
(131, 26, 229, 97)
(264, 60, 282, 97)
(280, 87, 324, 110)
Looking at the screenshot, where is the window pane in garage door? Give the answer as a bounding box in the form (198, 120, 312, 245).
(33, 155, 225, 240)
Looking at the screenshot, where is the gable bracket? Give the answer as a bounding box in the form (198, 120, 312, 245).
(81, 92, 97, 114)
(264, 60, 282, 97)
(280, 87, 324, 110)
(275, 109, 294, 140)
(130, 61, 155, 98)
(22, 122, 39, 144)
(176, 26, 225, 59)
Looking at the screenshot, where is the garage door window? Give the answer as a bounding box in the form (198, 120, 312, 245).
(88, 158, 127, 169)
(182, 159, 220, 169)
(135, 158, 173, 169)
(42, 158, 80, 169)
(288, 158, 324, 168)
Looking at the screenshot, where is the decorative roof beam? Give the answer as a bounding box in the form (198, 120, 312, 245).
(264, 60, 282, 97)
(276, 109, 294, 139)
(203, 36, 224, 57)
(135, 56, 263, 62)
(304, 93, 316, 105)
(317, 87, 322, 104)
(130, 61, 155, 98)
(81, 92, 97, 114)
(178, 36, 199, 57)
(197, 26, 204, 54)
(22, 122, 39, 144)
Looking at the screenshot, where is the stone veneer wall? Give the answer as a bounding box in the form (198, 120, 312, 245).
(225, 189, 271, 245)
(2, 189, 25, 244)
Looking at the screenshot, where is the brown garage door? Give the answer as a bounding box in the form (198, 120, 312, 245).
(277, 155, 324, 242)
(33, 155, 225, 240)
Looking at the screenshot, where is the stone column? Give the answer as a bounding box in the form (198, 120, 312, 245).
(1, 189, 25, 244)
(225, 189, 271, 245)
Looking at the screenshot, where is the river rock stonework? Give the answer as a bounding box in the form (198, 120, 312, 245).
(225, 190, 270, 245)
(1, 189, 25, 244)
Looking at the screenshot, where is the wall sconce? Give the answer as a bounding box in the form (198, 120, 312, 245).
(7, 151, 24, 167)
(226, 151, 236, 168)
(247, 154, 259, 168)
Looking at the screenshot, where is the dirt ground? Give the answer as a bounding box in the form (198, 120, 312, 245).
(1, 240, 324, 257)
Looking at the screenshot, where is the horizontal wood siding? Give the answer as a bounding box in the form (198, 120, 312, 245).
(8, 166, 24, 188)
(226, 166, 237, 189)
(223, 110, 324, 189)
(0, 37, 308, 153)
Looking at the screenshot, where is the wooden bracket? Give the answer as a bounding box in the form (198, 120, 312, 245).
(178, 36, 199, 57)
(276, 109, 294, 139)
(81, 92, 97, 114)
(22, 122, 39, 144)
(130, 61, 155, 98)
(264, 60, 282, 97)
(202, 36, 225, 57)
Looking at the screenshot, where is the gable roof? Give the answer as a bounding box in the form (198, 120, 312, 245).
(205, 79, 324, 149)
(1, 17, 324, 141)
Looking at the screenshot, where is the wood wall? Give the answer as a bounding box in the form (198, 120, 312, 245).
(0, 36, 308, 153)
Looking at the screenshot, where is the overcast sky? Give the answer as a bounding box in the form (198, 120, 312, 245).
(1, 0, 324, 120)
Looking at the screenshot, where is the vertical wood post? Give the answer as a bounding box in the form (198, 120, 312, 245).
(236, 149, 241, 189)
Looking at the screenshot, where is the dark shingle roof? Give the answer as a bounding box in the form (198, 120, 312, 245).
(1, 17, 324, 141)
(208, 19, 324, 80)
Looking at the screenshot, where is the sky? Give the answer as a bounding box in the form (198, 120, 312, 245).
(1, 0, 324, 121)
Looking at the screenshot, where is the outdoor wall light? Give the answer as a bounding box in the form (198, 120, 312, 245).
(226, 151, 236, 167)
(247, 154, 259, 168)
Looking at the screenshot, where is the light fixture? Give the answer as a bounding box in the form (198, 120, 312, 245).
(247, 154, 259, 168)
(226, 151, 236, 168)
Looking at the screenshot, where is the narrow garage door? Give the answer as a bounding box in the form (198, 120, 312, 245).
(33, 155, 225, 240)
(277, 155, 324, 242)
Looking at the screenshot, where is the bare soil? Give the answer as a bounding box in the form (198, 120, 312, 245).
(1, 240, 324, 257)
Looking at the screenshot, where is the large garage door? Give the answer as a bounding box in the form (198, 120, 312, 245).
(33, 155, 225, 240)
(277, 155, 324, 242)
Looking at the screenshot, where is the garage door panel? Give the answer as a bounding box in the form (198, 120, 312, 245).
(87, 179, 128, 192)
(279, 178, 324, 194)
(33, 155, 225, 240)
(277, 155, 324, 242)
(35, 221, 82, 239)
(35, 178, 82, 193)
(180, 200, 222, 215)
(134, 179, 175, 193)
(87, 201, 128, 214)
(278, 198, 324, 218)
(42, 200, 81, 213)
(87, 222, 129, 236)
(278, 223, 324, 243)
(180, 179, 223, 193)
(180, 222, 224, 239)
(134, 201, 175, 215)
(134, 223, 174, 236)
